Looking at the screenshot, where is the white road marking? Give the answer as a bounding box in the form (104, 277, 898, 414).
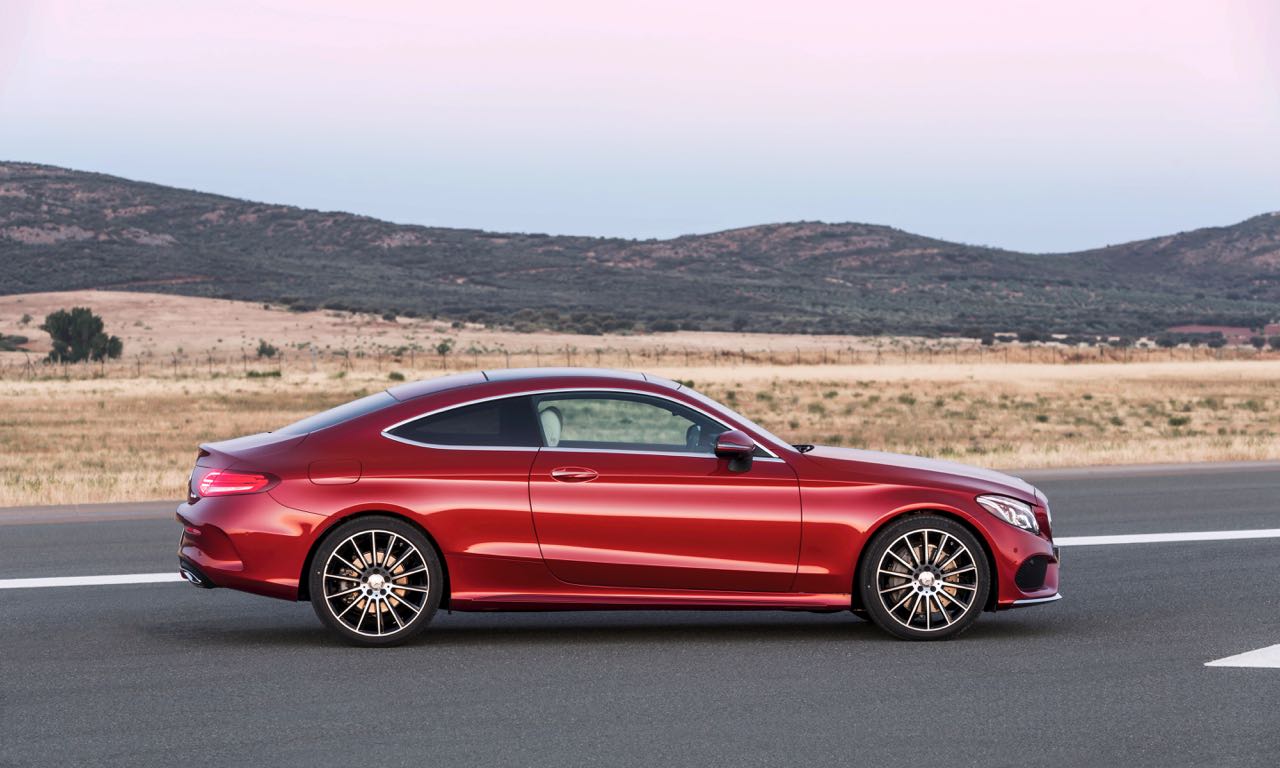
(1205, 644, 1280, 669)
(0, 572, 184, 589)
(1, 528, 1277, 589)
(1056, 528, 1280, 546)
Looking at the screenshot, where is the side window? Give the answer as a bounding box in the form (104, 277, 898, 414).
(533, 393, 726, 454)
(387, 396, 539, 447)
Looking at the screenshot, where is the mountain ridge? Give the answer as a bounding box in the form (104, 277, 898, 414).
(2, 161, 1277, 336)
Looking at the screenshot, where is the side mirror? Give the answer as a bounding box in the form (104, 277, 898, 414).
(714, 429, 755, 472)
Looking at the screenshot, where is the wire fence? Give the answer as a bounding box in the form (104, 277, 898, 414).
(1, 341, 1275, 382)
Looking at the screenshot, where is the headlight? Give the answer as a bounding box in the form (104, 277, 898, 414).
(976, 494, 1039, 533)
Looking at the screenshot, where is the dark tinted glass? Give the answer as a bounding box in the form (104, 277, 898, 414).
(276, 391, 396, 436)
(387, 396, 539, 447)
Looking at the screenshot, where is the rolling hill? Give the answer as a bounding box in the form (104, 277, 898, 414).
(1, 161, 1277, 336)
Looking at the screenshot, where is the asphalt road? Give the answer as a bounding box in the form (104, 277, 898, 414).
(2, 466, 1279, 767)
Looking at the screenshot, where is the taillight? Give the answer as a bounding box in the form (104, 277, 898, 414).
(197, 469, 275, 497)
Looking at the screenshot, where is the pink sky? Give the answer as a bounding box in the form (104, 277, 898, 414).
(1, 0, 1278, 250)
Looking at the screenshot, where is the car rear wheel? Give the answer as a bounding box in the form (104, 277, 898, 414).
(308, 516, 443, 646)
(858, 514, 990, 640)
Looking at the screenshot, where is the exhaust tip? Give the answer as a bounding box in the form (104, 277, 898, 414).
(178, 559, 216, 589)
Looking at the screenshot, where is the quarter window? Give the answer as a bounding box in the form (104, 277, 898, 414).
(533, 393, 725, 454)
(387, 396, 539, 447)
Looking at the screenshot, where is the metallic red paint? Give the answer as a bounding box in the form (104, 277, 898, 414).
(177, 368, 1059, 619)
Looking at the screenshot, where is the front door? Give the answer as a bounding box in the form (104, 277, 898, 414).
(527, 392, 802, 592)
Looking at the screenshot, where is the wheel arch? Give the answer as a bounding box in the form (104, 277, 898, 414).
(850, 506, 1000, 613)
(297, 508, 451, 609)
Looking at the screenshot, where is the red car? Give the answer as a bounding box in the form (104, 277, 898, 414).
(177, 368, 1060, 645)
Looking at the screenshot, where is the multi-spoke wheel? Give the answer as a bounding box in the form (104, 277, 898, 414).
(858, 515, 990, 640)
(308, 516, 442, 646)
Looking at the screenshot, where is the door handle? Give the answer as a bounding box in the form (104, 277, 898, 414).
(550, 467, 598, 483)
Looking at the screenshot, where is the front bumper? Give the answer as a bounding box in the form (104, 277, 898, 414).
(1009, 592, 1062, 608)
(988, 522, 1061, 608)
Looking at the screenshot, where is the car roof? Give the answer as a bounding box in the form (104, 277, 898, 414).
(386, 368, 680, 402)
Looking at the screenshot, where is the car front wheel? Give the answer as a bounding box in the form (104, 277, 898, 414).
(858, 514, 990, 640)
(308, 515, 443, 646)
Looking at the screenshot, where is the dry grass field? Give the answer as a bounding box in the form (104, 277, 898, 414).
(3, 291, 1280, 507)
(3, 359, 1280, 507)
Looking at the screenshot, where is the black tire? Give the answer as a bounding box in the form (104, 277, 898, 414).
(858, 514, 990, 641)
(308, 515, 443, 647)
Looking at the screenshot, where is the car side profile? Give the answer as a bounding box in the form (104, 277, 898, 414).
(177, 368, 1060, 645)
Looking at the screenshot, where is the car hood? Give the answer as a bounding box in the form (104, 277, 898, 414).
(802, 446, 1040, 503)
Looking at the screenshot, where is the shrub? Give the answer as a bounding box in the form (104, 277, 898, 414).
(1168, 416, 1190, 427)
(256, 339, 278, 359)
(388, 371, 406, 382)
(0, 334, 29, 352)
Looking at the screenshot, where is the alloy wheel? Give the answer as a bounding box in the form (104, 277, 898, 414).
(321, 529, 431, 638)
(874, 528, 979, 632)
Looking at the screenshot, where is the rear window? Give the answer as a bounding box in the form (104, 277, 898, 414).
(275, 391, 397, 436)
(386, 396, 540, 447)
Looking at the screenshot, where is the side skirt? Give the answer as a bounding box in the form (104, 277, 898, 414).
(448, 590, 853, 612)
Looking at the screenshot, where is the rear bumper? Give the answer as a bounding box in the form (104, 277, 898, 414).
(176, 493, 325, 601)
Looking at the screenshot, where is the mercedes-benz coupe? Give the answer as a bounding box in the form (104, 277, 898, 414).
(177, 368, 1060, 645)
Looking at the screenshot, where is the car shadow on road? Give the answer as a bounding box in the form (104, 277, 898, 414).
(417, 615, 886, 648)
(156, 611, 877, 648)
(164, 609, 1062, 649)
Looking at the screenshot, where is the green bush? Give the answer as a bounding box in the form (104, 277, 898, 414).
(0, 334, 29, 352)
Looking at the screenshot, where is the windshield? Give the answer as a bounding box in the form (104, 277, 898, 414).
(678, 386, 796, 454)
(275, 391, 396, 436)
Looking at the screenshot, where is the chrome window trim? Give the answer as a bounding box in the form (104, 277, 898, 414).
(539, 446, 785, 463)
(379, 386, 783, 460)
